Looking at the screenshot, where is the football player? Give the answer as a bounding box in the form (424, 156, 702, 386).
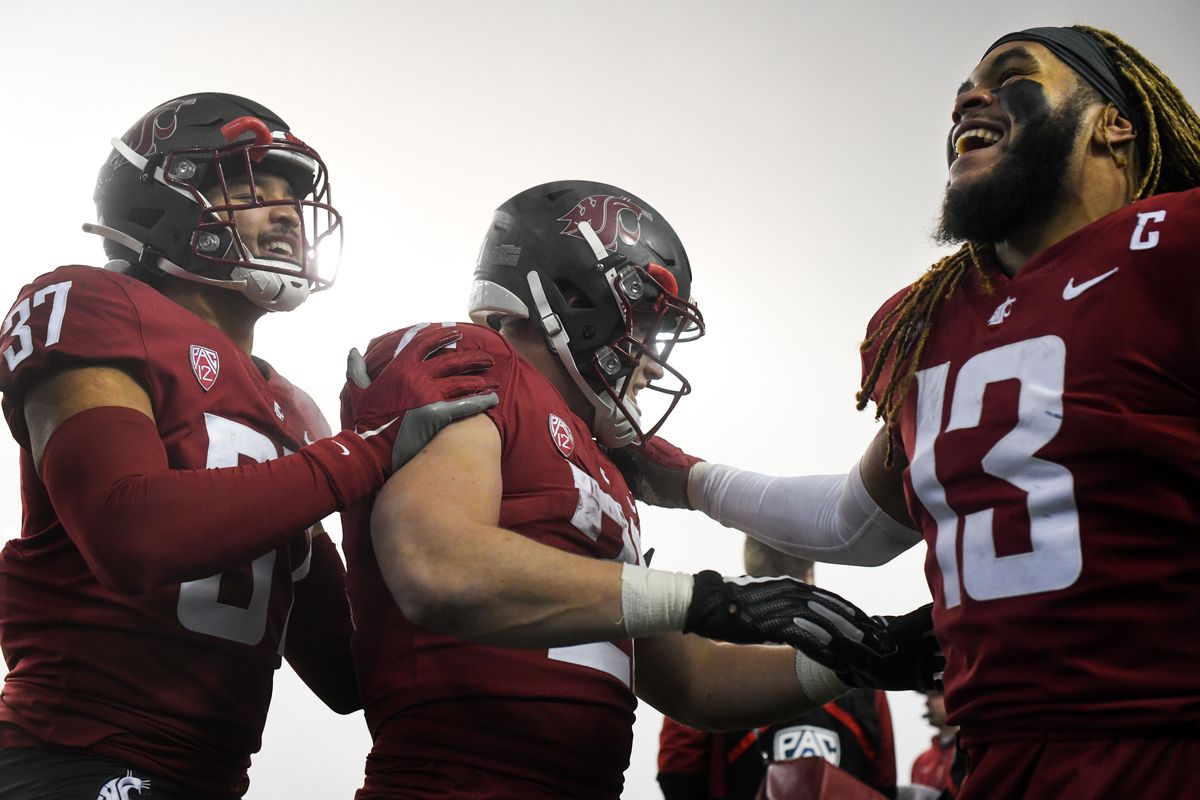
(617, 25, 1200, 799)
(339, 181, 941, 799)
(0, 93, 495, 799)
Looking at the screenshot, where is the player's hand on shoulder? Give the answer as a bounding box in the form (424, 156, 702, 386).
(834, 602, 943, 692)
(607, 435, 704, 509)
(340, 323, 500, 472)
(682, 571, 894, 664)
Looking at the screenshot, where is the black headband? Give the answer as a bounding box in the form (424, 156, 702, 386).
(985, 26, 1139, 128)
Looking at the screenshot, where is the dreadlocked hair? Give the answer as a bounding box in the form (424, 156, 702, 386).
(1076, 26, 1200, 198)
(857, 27, 1200, 464)
(856, 242, 993, 464)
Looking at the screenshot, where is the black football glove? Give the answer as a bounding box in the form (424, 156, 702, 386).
(683, 571, 896, 670)
(834, 603, 944, 691)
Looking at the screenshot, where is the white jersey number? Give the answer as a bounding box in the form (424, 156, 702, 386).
(2, 280, 72, 371)
(910, 335, 1082, 608)
(548, 461, 641, 688)
(176, 413, 296, 645)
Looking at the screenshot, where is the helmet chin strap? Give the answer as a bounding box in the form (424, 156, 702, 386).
(83, 223, 310, 312)
(230, 266, 311, 312)
(527, 269, 638, 447)
(524, 220, 642, 448)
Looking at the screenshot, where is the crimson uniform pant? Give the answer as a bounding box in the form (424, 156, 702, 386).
(960, 736, 1200, 800)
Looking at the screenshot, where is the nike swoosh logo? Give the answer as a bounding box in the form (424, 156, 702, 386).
(1063, 267, 1119, 300)
(335, 441, 350, 456)
(356, 417, 399, 440)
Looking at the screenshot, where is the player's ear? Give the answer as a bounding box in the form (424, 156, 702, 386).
(1094, 102, 1136, 167)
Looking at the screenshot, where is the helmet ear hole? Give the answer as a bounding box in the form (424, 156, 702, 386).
(555, 280, 594, 309)
(128, 208, 164, 230)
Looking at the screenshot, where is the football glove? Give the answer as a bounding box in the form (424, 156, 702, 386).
(682, 571, 895, 668)
(340, 324, 500, 472)
(608, 435, 704, 509)
(834, 603, 944, 691)
(308, 325, 500, 509)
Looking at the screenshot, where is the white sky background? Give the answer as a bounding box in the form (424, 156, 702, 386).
(1, 1, 1197, 797)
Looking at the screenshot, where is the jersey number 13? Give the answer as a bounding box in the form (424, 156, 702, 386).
(909, 335, 1082, 607)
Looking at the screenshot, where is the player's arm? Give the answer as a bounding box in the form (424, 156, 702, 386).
(368, 412, 917, 694)
(635, 633, 830, 731)
(369, 413, 629, 646)
(23, 325, 496, 595)
(637, 597, 941, 731)
(282, 523, 361, 714)
(618, 427, 920, 566)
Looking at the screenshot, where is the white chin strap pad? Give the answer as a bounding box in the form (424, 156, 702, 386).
(525, 269, 637, 447)
(592, 394, 638, 448)
(232, 267, 311, 312)
(593, 377, 641, 448)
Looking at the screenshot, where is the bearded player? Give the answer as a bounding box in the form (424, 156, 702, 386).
(617, 26, 1200, 798)
(339, 181, 942, 799)
(0, 94, 495, 799)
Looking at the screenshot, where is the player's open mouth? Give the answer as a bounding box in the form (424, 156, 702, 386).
(261, 236, 301, 263)
(953, 125, 1003, 156)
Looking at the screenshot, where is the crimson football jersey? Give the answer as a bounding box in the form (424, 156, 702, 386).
(861, 189, 1200, 741)
(342, 323, 644, 799)
(0, 266, 343, 797)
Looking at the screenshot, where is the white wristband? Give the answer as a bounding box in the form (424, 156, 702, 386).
(794, 651, 850, 705)
(620, 563, 694, 638)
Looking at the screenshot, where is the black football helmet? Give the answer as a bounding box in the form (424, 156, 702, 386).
(469, 180, 704, 447)
(88, 92, 342, 311)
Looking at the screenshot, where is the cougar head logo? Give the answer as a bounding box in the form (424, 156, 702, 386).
(122, 97, 197, 156)
(96, 770, 150, 800)
(558, 195, 646, 252)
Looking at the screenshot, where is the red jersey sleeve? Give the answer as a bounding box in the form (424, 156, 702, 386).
(283, 529, 359, 714)
(0, 266, 151, 445)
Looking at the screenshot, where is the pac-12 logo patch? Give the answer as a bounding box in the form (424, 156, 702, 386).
(548, 413, 575, 458)
(190, 344, 220, 391)
(772, 724, 842, 765)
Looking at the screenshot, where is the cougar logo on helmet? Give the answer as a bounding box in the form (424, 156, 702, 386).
(122, 97, 197, 156)
(95, 770, 150, 800)
(558, 195, 646, 252)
